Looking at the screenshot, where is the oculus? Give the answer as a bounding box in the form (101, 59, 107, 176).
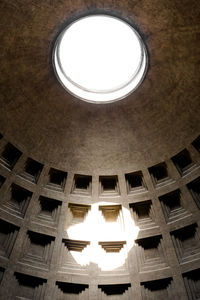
(53, 15, 147, 103)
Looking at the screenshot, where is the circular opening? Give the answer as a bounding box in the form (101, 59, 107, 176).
(53, 15, 147, 103)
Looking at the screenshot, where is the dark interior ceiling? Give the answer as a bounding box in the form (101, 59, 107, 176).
(0, 0, 200, 174)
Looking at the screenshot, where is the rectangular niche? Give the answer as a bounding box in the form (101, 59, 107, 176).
(35, 196, 62, 227)
(171, 149, 196, 176)
(125, 171, 147, 194)
(159, 189, 190, 223)
(192, 135, 200, 153)
(1, 183, 32, 218)
(99, 175, 120, 196)
(14, 272, 47, 300)
(62, 239, 90, 252)
(148, 162, 173, 188)
(0, 219, 19, 258)
(0, 143, 22, 170)
(55, 281, 89, 296)
(20, 157, 44, 184)
(135, 235, 168, 272)
(187, 177, 200, 209)
(46, 168, 67, 192)
(98, 283, 131, 296)
(71, 174, 92, 195)
(0, 133, 3, 139)
(140, 277, 175, 299)
(59, 239, 89, 273)
(0, 175, 6, 188)
(129, 200, 157, 230)
(19, 231, 55, 270)
(183, 268, 200, 299)
(99, 241, 126, 253)
(170, 223, 200, 264)
(99, 204, 122, 222)
(68, 203, 91, 224)
(0, 267, 5, 284)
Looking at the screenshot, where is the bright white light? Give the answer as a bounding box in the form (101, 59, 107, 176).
(66, 202, 139, 271)
(53, 15, 147, 103)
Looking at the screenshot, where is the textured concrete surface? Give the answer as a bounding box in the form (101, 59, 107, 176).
(0, 0, 199, 173)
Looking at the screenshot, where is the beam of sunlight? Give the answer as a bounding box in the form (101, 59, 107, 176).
(66, 202, 139, 271)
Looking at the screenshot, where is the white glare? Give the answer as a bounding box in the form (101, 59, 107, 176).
(53, 15, 147, 103)
(66, 202, 139, 271)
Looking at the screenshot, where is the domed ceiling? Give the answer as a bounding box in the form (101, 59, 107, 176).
(0, 0, 200, 174)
